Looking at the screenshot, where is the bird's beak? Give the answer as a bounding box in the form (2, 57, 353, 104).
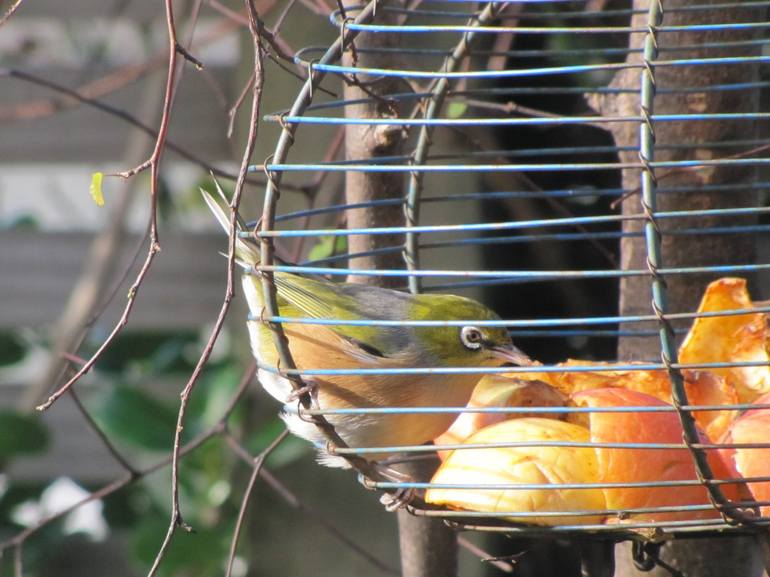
(489, 344, 534, 367)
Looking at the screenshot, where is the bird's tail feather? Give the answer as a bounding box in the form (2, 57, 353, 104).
(200, 183, 260, 265)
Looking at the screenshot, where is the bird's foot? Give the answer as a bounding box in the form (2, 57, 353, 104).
(379, 487, 417, 512)
(371, 462, 416, 484)
(286, 376, 319, 406)
(371, 463, 421, 511)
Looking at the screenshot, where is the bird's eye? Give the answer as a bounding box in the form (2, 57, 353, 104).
(460, 326, 483, 350)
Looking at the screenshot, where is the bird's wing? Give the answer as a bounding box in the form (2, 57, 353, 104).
(273, 274, 338, 319)
(272, 274, 412, 360)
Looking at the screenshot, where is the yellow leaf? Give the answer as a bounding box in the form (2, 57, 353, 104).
(90, 172, 105, 207)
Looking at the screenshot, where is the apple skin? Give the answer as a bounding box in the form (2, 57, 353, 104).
(434, 376, 566, 460)
(719, 391, 770, 516)
(427, 417, 605, 526)
(571, 388, 743, 523)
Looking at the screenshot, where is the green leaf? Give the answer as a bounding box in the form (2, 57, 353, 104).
(307, 235, 347, 261)
(133, 515, 228, 577)
(0, 333, 25, 367)
(93, 386, 177, 451)
(89, 172, 105, 207)
(191, 364, 243, 430)
(447, 101, 468, 119)
(0, 411, 49, 460)
(246, 417, 310, 469)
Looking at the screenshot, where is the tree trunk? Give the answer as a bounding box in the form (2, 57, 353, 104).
(342, 2, 458, 576)
(588, 1, 765, 575)
(343, 0, 408, 289)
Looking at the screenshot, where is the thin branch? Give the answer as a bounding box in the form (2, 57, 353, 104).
(227, 70, 255, 138)
(224, 429, 290, 577)
(222, 433, 400, 576)
(0, 15, 237, 123)
(68, 387, 139, 476)
(449, 124, 619, 268)
(36, 0, 199, 412)
(0, 0, 23, 29)
(206, 0, 295, 64)
(146, 2, 266, 573)
(207, 0, 253, 26)
(457, 536, 516, 574)
(34, 225, 155, 412)
(298, 0, 333, 16)
(272, 0, 298, 34)
(0, 361, 255, 556)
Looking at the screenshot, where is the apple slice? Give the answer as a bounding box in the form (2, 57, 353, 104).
(572, 388, 741, 523)
(427, 418, 605, 526)
(434, 376, 566, 459)
(719, 391, 770, 516)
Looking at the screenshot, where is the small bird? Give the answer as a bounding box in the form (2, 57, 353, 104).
(203, 188, 532, 468)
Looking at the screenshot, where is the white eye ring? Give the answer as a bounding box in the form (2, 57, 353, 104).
(460, 326, 483, 350)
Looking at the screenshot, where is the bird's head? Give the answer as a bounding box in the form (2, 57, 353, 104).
(412, 295, 532, 368)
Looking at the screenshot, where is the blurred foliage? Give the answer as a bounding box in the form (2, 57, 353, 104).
(0, 325, 310, 577)
(307, 235, 348, 263)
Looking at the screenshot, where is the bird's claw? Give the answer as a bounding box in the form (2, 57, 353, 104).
(286, 376, 319, 405)
(379, 487, 417, 512)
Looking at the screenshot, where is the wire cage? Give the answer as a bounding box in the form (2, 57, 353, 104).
(242, 0, 770, 555)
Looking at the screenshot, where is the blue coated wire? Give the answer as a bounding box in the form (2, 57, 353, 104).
(252, 206, 770, 238)
(296, 403, 770, 416)
(267, 140, 767, 170)
(347, 1, 770, 20)
(345, 38, 770, 59)
(264, 111, 770, 128)
(255, 358, 770, 377)
(330, 21, 770, 35)
(251, 304, 770, 327)
(252, 0, 770, 532)
(269, 181, 770, 223)
(266, 82, 770, 119)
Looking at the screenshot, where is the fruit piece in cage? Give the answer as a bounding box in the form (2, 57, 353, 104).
(434, 376, 567, 460)
(513, 361, 737, 441)
(201, 189, 533, 468)
(571, 388, 743, 523)
(426, 418, 606, 526)
(719, 391, 770, 516)
(679, 277, 770, 404)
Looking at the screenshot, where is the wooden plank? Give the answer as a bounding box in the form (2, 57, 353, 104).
(3, 385, 125, 482)
(0, 231, 229, 329)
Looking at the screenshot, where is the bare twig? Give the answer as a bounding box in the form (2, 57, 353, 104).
(299, 0, 333, 16)
(0, 362, 256, 557)
(68, 387, 139, 476)
(227, 70, 256, 138)
(273, 0, 298, 34)
(19, 62, 169, 411)
(0, 15, 237, 123)
(0, 0, 23, 29)
(457, 536, 516, 574)
(224, 429, 290, 577)
(222, 433, 400, 576)
(449, 125, 619, 268)
(146, 1, 266, 573)
(35, 0, 198, 412)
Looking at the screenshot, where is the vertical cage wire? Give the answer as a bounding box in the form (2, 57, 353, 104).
(243, 0, 770, 539)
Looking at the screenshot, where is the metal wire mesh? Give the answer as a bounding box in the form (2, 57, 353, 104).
(246, 0, 770, 541)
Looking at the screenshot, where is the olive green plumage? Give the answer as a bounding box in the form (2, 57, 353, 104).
(202, 187, 531, 467)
